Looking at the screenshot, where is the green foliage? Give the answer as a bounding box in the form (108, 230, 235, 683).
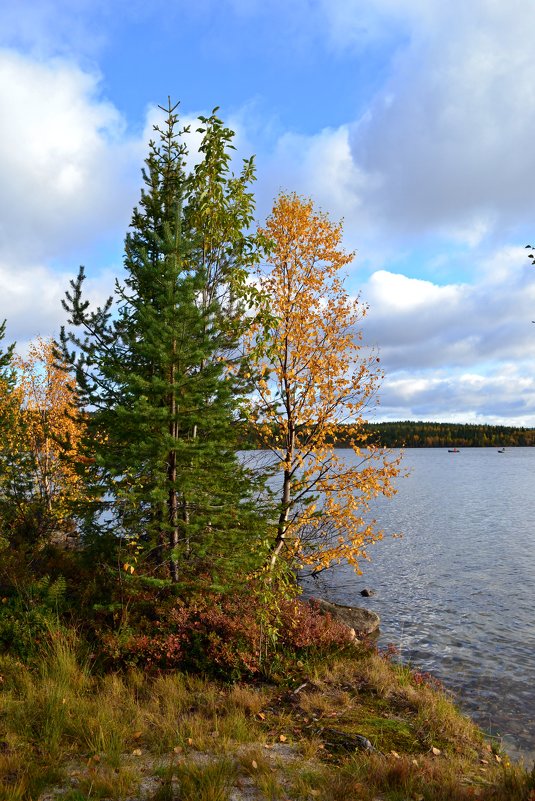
(243, 420, 535, 448)
(363, 421, 535, 448)
(60, 99, 269, 585)
(0, 575, 67, 659)
(0, 318, 15, 379)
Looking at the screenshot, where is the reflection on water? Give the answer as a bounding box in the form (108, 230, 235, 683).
(299, 448, 535, 764)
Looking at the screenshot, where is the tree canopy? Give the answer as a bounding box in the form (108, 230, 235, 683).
(247, 192, 401, 574)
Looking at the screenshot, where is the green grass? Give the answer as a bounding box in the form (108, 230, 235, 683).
(0, 635, 533, 801)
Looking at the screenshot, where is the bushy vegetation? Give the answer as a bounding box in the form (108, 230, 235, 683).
(0, 100, 398, 670)
(0, 101, 533, 799)
(0, 636, 533, 801)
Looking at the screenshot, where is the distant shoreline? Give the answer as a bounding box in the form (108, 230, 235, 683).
(241, 421, 535, 449)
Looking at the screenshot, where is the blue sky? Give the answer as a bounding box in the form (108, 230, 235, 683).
(2, 0, 535, 424)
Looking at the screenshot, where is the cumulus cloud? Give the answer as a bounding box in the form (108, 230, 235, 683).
(362, 249, 535, 370)
(357, 245, 535, 423)
(0, 50, 144, 265)
(0, 259, 116, 349)
(259, 124, 373, 230)
(255, 0, 535, 247)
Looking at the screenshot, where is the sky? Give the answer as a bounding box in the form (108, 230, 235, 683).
(1, 0, 535, 424)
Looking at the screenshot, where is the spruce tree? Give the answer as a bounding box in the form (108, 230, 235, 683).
(60, 101, 265, 586)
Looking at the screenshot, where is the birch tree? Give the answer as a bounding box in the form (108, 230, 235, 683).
(248, 193, 401, 574)
(0, 338, 88, 543)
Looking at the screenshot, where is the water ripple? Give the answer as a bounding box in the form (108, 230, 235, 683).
(303, 448, 535, 765)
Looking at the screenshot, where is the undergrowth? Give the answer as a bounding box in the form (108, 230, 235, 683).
(0, 634, 533, 801)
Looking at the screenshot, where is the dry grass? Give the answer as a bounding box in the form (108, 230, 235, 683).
(0, 637, 533, 801)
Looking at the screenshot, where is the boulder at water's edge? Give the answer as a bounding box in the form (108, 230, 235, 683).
(312, 597, 380, 638)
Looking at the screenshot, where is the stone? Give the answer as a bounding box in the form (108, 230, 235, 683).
(318, 727, 379, 753)
(312, 597, 380, 636)
(360, 588, 375, 597)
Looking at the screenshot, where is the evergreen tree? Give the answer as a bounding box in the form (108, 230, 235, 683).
(0, 318, 17, 483)
(0, 320, 22, 549)
(60, 101, 265, 586)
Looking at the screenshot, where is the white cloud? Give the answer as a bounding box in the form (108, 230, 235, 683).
(356, 247, 535, 423)
(0, 259, 116, 347)
(254, 0, 535, 247)
(365, 270, 464, 314)
(0, 50, 146, 265)
(362, 258, 535, 368)
(377, 368, 535, 426)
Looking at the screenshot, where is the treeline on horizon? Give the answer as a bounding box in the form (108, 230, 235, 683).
(241, 421, 535, 448)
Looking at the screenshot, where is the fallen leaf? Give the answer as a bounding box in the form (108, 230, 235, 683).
(279, 734, 287, 742)
(431, 746, 441, 756)
(480, 759, 489, 765)
(173, 746, 183, 754)
(412, 759, 419, 767)
(257, 712, 266, 720)
(187, 738, 193, 746)
(133, 731, 142, 739)
(390, 750, 400, 759)
(132, 748, 142, 756)
(251, 760, 258, 769)
(495, 754, 502, 763)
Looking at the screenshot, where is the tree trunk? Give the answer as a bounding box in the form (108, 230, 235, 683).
(270, 425, 294, 570)
(167, 356, 179, 582)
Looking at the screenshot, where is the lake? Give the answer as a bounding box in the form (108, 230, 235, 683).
(298, 447, 535, 764)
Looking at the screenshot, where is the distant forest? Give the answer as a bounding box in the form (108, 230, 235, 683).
(243, 421, 535, 448)
(350, 421, 535, 448)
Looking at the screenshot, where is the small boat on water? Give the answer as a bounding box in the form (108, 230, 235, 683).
(497, 448, 505, 453)
(448, 448, 460, 453)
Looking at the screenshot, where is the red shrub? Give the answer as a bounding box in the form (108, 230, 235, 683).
(100, 593, 353, 678)
(277, 600, 354, 650)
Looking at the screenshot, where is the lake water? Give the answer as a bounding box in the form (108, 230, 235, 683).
(299, 447, 535, 764)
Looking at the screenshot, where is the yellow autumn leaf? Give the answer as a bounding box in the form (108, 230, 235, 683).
(245, 194, 402, 576)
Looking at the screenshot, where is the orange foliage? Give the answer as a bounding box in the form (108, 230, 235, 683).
(10, 338, 88, 530)
(248, 193, 401, 573)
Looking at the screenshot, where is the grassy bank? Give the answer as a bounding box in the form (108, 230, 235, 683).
(1, 635, 533, 801)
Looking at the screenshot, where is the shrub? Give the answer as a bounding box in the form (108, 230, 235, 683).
(277, 600, 354, 651)
(100, 594, 353, 679)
